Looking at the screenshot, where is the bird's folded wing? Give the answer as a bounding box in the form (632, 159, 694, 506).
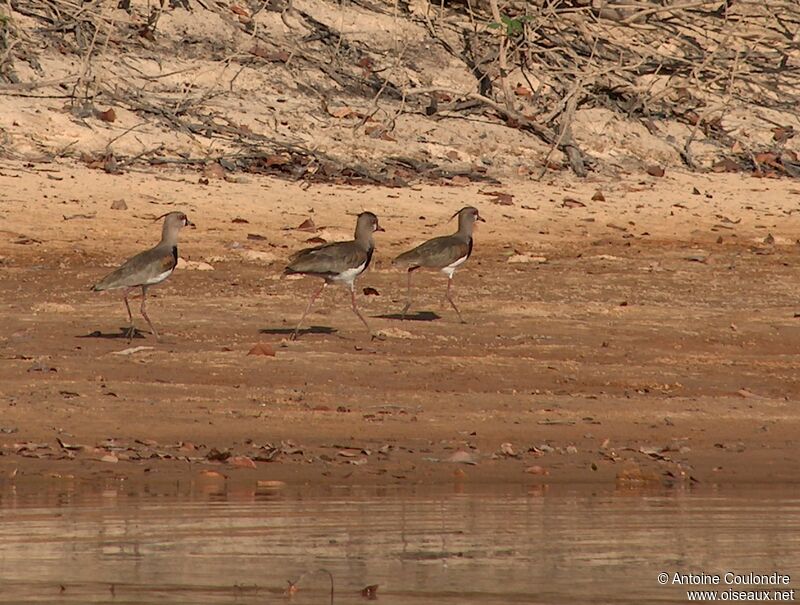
(287, 241, 367, 275)
(94, 246, 176, 290)
(394, 235, 469, 269)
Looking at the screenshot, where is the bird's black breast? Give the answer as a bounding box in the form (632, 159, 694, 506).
(466, 237, 473, 259)
(171, 246, 178, 267)
(364, 245, 374, 270)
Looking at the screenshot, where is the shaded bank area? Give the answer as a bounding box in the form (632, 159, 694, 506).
(1, 0, 799, 183)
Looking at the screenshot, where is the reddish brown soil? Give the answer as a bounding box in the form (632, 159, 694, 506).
(2, 162, 800, 487)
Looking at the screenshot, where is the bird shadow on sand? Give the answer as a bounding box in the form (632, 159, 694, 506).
(78, 328, 147, 339)
(375, 311, 441, 322)
(259, 325, 339, 337)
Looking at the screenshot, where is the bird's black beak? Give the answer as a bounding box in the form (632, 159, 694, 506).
(477, 215, 486, 223)
(375, 224, 385, 232)
(187, 220, 196, 229)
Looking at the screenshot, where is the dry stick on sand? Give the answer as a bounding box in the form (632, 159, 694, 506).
(405, 86, 588, 176)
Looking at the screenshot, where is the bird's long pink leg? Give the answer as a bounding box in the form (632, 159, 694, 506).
(122, 288, 135, 341)
(139, 286, 160, 341)
(349, 283, 372, 335)
(401, 270, 413, 319)
(445, 277, 465, 324)
(292, 282, 326, 340)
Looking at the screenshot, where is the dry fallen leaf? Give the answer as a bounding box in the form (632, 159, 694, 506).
(712, 158, 740, 173)
(248, 343, 276, 357)
(772, 125, 795, 143)
(646, 165, 665, 177)
(591, 190, 606, 202)
(562, 197, 585, 209)
(250, 46, 289, 62)
(361, 584, 379, 599)
(514, 83, 532, 97)
(296, 218, 316, 232)
(330, 106, 355, 119)
(95, 108, 116, 122)
(481, 190, 514, 205)
(362, 286, 380, 296)
(265, 154, 290, 166)
(754, 152, 780, 167)
(230, 4, 249, 17)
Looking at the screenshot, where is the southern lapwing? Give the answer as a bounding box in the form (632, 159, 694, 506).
(91, 211, 193, 341)
(393, 206, 484, 323)
(285, 211, 384, 340)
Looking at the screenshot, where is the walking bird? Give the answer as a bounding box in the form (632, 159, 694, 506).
(393, 206, 484, 323)
(91, 211, 193, 341)
(285, 211, 384, 339)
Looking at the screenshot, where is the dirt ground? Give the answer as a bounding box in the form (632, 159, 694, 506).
(2, 161, 800, 488)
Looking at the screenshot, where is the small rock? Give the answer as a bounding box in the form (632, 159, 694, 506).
(229, 456, 257, 469)
(500, 442, 517, 456)
(524, 465, 549, 476)
(376, 327, 420, 340)
(507, 254, 547, 264)
(203, 163, 226, 180)
(175, 258, 214, 271)
(239, 249, 277, 263)
(248, 343, 276, 357)
(33, 302, 75, 313)
(446, 450, 478, 465)
(110, 199, 128, 210)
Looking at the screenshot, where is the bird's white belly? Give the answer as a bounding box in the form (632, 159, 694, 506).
(331, 262, 367, 285)
(144, 269, 173, 285)
(440, 255, 468, 279)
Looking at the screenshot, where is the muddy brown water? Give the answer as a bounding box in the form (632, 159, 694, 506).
(0, 484, 798, 604)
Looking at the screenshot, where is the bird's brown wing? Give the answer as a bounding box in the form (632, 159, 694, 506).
(285, 240, 370, 277)
(92, 244, 177, 290)
(394, 235, 470, 269)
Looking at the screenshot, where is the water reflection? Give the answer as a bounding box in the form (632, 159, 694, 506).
(0, 482, 798, 604)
